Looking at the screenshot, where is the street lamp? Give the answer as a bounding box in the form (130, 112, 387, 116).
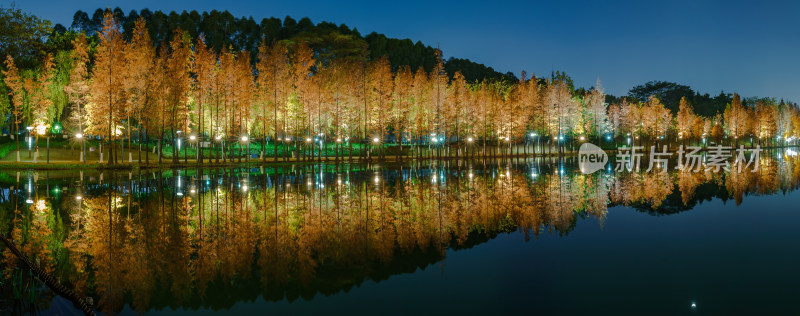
(240, 136, 249, 162)
(76, 133, 86, 163)
(26, 126, 33, 158)
(215, 135, 224, 162)
(189, 135, 198, 162)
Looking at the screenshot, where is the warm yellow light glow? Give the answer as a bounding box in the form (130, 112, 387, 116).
(75, 133, 83, 139)
(373, 137, 379, 143)
(35, 200, 47, 212)
(34, 123, 49, 136)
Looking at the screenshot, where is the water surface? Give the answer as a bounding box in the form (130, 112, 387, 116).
(1, 152, 799, 315)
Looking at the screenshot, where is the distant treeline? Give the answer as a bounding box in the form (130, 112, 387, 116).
(61, 8, 518, 83)
(614, 81, 735, 117)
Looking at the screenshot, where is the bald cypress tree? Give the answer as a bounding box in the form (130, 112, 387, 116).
(3, 55, 25, 160)
(89, 12, 126, 164)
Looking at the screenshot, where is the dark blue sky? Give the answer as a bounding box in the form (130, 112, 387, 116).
(10, 0, 800, 102)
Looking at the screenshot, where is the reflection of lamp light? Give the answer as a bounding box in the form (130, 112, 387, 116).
(189, 135, 196, 141)
(241, 136, 248, 142)
(467, 137, 473, 143)
(579, 136, 585, 141)
(336, 138, 342, 143)
(76, 133, 83, 139)
(76, 195, 82, 200)
(373, 137, 379, 143)
(306, 138, 312, 143)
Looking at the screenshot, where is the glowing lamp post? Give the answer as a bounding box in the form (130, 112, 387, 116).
(26, 126, 33, 159)
(190, 135, 198, 162)
(215, 135, 223, 162)
(75, 133, 86, 163)
(241, 135, 249, 162)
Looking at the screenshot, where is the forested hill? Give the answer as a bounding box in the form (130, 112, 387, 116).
(62, 8, 518, 83)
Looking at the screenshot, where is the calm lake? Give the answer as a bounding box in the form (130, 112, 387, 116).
(2, 150, 800, 315)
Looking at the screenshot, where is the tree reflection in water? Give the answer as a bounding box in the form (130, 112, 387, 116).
(1, 152, 799, 314)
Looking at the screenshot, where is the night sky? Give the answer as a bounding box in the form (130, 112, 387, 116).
(10, 0, 800, 102)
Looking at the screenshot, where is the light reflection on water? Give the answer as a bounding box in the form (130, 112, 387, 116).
(1, 150, 800, 314)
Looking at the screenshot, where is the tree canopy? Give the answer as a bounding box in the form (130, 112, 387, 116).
(0, 4, 53, 67)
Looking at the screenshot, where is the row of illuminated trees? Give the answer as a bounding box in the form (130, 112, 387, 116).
(4, 12, 800, 164)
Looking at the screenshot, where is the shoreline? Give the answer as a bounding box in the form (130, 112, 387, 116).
(0, 144, 795, 170)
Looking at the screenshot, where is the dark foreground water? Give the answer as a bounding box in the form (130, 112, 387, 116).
(1, 150, 800, 315)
